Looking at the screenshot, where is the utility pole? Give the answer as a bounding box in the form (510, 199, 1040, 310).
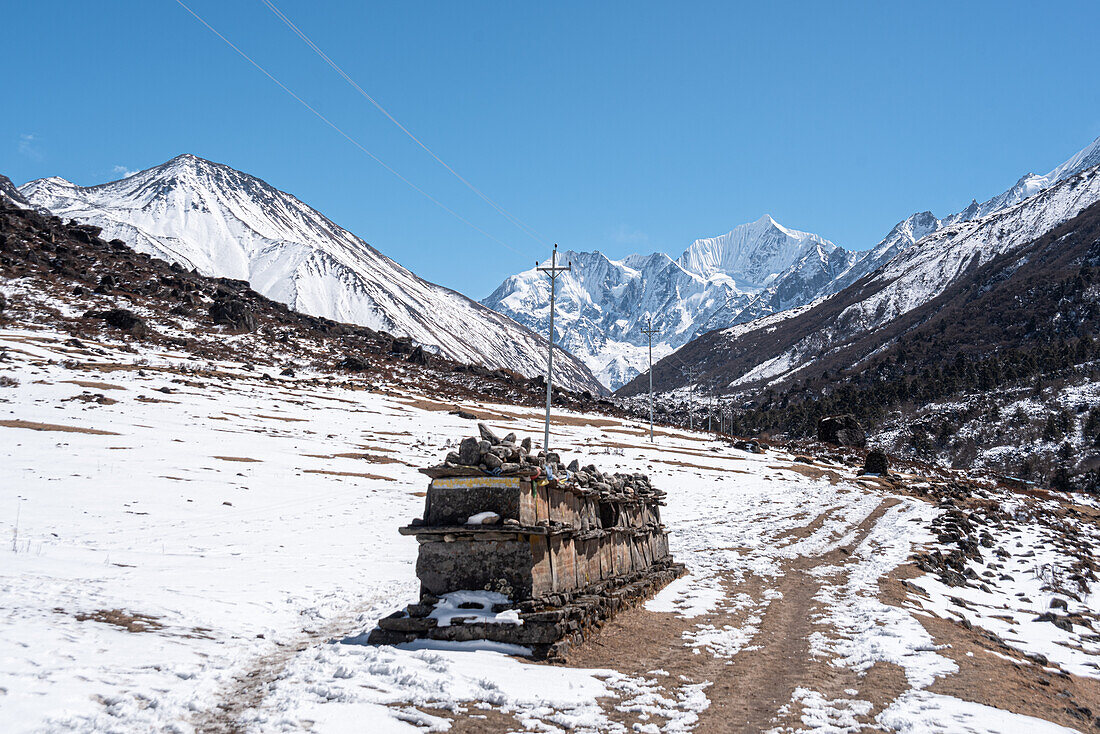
(641, 315, 659, 442)
(537, 244, 571, 456)
(685, 365, 696, 431)
(708, 387, 717, 433)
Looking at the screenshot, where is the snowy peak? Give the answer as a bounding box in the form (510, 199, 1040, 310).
(677, 215, 840, 288)
(1048, 134, 1100, 181)
(484, 215, 851, 389)
(17, 176, 78, 203)
(843, 135, 1100, 289)
(18, 155, 604, 394)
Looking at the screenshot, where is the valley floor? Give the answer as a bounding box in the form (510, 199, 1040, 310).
(1, 326, 1098, 733)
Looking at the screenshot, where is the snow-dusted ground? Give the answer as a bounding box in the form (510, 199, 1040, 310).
(1, 327, 1096, 732)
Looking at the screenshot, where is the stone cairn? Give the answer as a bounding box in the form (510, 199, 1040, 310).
(368, 423, 685, 659)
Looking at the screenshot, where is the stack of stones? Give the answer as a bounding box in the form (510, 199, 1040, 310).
(369, 424, 685, 660)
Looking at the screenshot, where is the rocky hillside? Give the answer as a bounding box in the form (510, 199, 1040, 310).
(0, 175, 30, 208)
(0, 201, 616, 417)
(18, 155, 604, 395)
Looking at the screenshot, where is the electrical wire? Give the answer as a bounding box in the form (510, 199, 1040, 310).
(172, 0, 526, 256)
(261, 0, 547, 249)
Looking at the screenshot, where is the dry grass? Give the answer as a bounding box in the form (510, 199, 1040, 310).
(61, 379, 127, 391)
(302, 468, 394, 481)
(0, 419, 120, 436)
(71, 608, 164, 633)
(303, 452, 406, 465)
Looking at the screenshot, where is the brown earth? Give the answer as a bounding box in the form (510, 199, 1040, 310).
(301, 468, 394, 481)
(0, 419, 120, 435)
(880, 565, 1100, 731)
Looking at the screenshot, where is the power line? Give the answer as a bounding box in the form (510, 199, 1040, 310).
(172, 0, 526, 257)
(260, 0, 547, 249)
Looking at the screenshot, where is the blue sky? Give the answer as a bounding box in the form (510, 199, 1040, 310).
(3, 1, 1099, 297)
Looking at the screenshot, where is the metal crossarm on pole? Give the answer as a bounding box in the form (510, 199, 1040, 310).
(641, 316, 659, 442)
(537, 244, 571, 455)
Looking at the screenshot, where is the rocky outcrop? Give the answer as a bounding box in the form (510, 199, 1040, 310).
(209, 298, 257, 332)
(84, 308, 145, 333)
(862, 449, 889, 475)
(817, 414, 866, 447)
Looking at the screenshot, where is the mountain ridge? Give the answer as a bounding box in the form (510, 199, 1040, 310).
(483, 215, 857, 389)
(619, 156, 1100, 398)
(19, 154, 605, 394)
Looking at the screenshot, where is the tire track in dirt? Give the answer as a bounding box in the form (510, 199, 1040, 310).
(551, 494, 901, 733)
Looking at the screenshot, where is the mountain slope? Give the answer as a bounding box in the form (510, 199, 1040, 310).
(19, 155, 604, 394)
(832, 135, 1100, 294)
(483, 215, 855, 389)
(0, 175, 30, 208)
(722, 198, 1100, 489)
(621, 160, 1100, 398)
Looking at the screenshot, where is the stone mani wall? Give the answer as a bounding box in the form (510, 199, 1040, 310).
(369, 429, 684, 659)
(406, 476, 671, 600)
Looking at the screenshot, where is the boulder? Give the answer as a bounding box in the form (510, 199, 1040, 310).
(817, 414, 866, 448)
(337, 355, 369, 371)
(862, 449, 889, 476)
(84, 308, 145, 333)
(457, 437, 481, 465)
(209, 298, 257, 332)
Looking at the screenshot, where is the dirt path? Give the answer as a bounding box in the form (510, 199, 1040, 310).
(205, 484, 1097, 733)
(191, 609, 374, 733)
(553, 497, 902, 733)
(191, 493, 900, 734)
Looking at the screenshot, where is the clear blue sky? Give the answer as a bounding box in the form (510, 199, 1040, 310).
(3, 1, 1099, 298)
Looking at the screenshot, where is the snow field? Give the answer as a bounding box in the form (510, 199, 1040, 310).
(1, 326, 1096, 732)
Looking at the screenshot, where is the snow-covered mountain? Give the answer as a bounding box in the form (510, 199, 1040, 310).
(483, 215, 856, 389)
(622, 149, 1100, 397)
(19, 155, 604, 394)
(831, 135, 1100, 293)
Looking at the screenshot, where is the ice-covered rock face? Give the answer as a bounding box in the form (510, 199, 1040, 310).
(677, 215, 841, 288)
(483, 217, 856, 390)
(18, 154, 605, 394)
